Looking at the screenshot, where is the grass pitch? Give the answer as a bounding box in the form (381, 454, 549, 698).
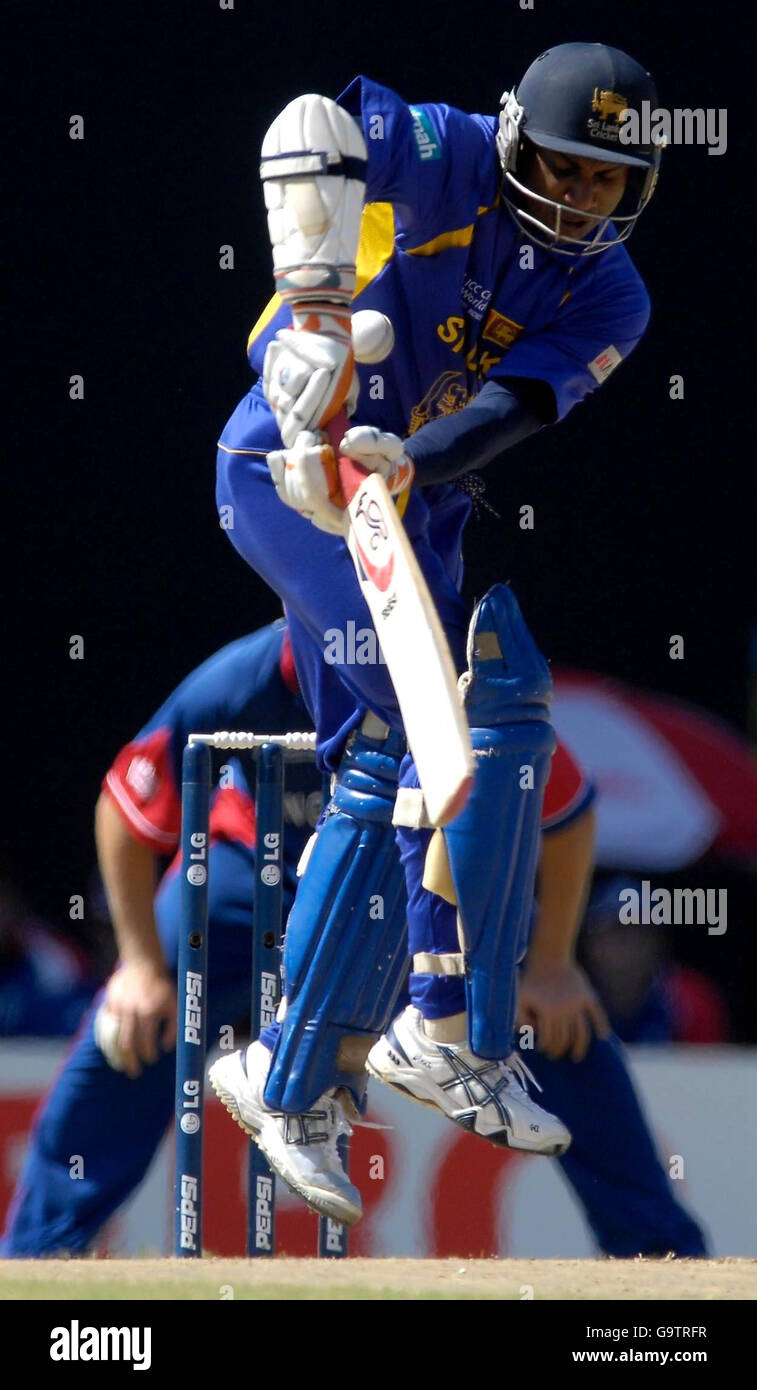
(1, 1257, 755, 1301)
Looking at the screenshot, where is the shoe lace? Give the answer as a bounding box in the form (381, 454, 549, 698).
(502, 1051, 543, 1095)
(441, 1045, 541, 1117)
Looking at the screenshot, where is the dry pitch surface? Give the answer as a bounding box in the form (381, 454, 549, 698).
(1, 1257, 755, 1301)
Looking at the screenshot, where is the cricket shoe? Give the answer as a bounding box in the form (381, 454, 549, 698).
(366, 1005, 571, 1156)
(209, 1041, 362, 1226)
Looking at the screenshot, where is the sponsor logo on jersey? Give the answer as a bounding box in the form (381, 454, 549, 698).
(588, 344, 622, 382)
(462, 277, 492, 320)
(587, 87, 629, 144)
(125, 755, 158, 799)
(410, 106, 441, 161)
(482, 308, 524, 351)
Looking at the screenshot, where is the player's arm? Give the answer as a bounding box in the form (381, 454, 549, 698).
(341, 254, 648, 486)
(402, 377, 554, 484)
(94, 792, 177, 1077)
(517, 804, 610, 1062)
(95, 790, 162, 971)
(259, 94, 367, 449)
(258, 91, 424, 533)
(336, 378, 551, 490)
(94, 629, 290, 1074)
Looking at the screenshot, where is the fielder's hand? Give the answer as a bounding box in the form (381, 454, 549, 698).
(517, 960, 610, 1062)
(95, 962, 177, 1078)
(338, 425, 415, 497)
(263, 311, 359, 449)
(267, 430, 346, 534)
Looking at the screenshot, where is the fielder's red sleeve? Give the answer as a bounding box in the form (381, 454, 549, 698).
(542, 737, 594, 831)
(101, 726, 181, 852)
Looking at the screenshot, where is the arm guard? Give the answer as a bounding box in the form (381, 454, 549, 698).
(260, 94, 367, 314)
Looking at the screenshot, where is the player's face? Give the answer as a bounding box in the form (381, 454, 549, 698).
(520, 146, 629, 241)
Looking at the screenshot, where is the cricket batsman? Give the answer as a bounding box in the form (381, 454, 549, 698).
(210, 41, 666, 1219)
(1, 621, 704, 1257)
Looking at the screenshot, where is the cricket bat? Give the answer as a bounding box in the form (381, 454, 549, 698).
(327, 410, 474, 826)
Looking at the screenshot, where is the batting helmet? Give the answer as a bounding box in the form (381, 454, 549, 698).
(497, 43, 663, 257)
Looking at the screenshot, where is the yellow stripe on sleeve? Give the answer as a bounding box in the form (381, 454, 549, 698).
(355, 203, 396, 295)
(246, 202, 395, 349)
(407, 224, 475, 257)
(247, 196, 496, 346)
(406, 202, 498, 259)
(246, 293, 283, 353)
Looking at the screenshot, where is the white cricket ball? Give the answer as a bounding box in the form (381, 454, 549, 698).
(94, 1003, 128, 1072)
(351, 309, 395, 364)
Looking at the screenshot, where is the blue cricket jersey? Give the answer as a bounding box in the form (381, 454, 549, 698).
(248, 76, 649, 430)
(243, 76, 650, 575)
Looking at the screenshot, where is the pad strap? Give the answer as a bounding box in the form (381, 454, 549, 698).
(413, 952, 465, 976)
(260, 152, 367, 181)
(392, 786, 434, 830)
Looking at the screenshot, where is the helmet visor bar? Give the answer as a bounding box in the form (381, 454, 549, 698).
(524, 129, 651, 170)
(506, 168, 646, 230)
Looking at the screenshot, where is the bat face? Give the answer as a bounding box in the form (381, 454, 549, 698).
(351, 488, 394, 592)
(328, 410, 474, 827)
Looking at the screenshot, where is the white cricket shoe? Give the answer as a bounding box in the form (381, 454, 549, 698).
(209, 1040, 362, 1226)
(366, 1005, 571, 1157)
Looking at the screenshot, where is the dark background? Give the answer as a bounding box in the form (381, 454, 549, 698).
(5, 2, 753, 1022)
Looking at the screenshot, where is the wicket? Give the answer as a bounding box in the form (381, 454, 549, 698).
(174, 731, 350, 1259)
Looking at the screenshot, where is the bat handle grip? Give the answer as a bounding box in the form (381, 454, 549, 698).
(325, 410, 367, 508)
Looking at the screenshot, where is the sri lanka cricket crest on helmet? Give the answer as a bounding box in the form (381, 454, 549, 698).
(496, 42, 664, 258)
(589, 87, 629, 143)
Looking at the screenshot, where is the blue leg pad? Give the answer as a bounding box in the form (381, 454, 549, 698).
(444, 585, 556, 1058)
(264, 720, 408, 1112)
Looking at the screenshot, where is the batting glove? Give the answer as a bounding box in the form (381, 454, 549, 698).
(338, 425, 415, 497)
(263, 311, 359, 450)
(267, 429, 346, 535)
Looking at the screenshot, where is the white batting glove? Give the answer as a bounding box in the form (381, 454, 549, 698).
(338, 425, 415, 497)
(263, 312, 359, 449)
(267, 430, 346, 535)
